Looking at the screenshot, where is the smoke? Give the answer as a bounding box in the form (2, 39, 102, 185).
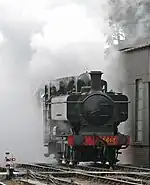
(0, 0, 135, 163)
(29, 2, 106, 90)
(29, 0, 126, 92)
(0, 0, 45, 163)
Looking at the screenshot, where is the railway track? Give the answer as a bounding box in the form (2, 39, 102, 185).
(20, 169, 149, 185)
(15, 163, 150, 184)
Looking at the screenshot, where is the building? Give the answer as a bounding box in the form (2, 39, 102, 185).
(110, 38, 150, 166)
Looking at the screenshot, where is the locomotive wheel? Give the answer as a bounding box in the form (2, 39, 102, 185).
(55, 151, 61, 160)
(101, 159, 107, 165)
(109, 161, 115, 170)
(56, 153, 62, 164)
(73, 161, 79, 166)
(56, 151, 68, 165)
(68, 160, 78, 166)
(61, 145, 71, 165)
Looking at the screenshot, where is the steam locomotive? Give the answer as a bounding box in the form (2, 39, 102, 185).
(42, 71, 130, 167)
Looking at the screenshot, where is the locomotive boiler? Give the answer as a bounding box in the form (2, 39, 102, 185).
(42, 71, 130, 167)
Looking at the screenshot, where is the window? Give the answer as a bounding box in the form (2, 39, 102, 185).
(135, 79, 144, 142)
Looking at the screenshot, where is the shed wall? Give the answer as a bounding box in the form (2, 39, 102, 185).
(119, 47, 150, 166)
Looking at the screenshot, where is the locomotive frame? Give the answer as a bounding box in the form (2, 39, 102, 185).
(42, 70, 130, 168)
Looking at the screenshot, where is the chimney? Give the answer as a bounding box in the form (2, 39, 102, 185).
(89, 71, 103, 92)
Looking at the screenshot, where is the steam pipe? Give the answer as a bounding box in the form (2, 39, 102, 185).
(89, 71, 103, 92)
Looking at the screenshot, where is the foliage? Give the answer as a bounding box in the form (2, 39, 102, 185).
(106, 0, 150, 45)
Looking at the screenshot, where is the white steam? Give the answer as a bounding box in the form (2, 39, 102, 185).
(0, 0, 45, 163)
(29, 3, 105, 90)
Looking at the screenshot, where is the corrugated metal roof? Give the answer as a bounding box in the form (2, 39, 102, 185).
(118, 37, 150, 52)
(119, 42, 150, 52)
(104, 37, 150, 54)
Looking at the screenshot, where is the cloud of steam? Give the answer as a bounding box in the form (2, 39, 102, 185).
(29, 2, 106, 90)
(30, 1, 125, 92)
(0, 0, 131, 163)
(0, 0, 45, 163)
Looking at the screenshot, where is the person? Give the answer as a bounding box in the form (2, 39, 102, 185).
(67, 78, 75, 92)
(58, 81, 66, 95)
(50, 86, 57, 96)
